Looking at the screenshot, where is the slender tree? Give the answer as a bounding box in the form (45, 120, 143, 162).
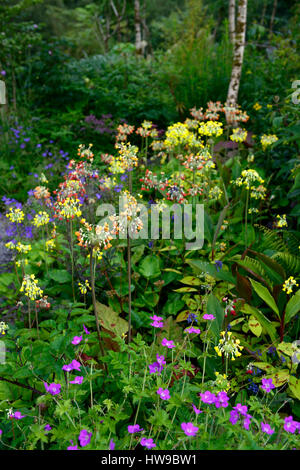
(226, 0, 248, 108)
(229, 0, 236, 44)
(134, 0, 143, 54)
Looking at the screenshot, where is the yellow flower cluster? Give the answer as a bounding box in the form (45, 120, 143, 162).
(253, 102, 262, 111)
(282, 276, 298, 295)
(198, 120, 223, 137)
(214, 372, 230, 392)
(32, 211, 50, 227)
(164, 123, 197, 148)
(261, 134, 278, 151)
(78, 280, 91, 295)
(5, 242, 32, 254)
(0, 321, 8, 335)
(109, 143, 139, 173)
(276, 214, 287, 228)
(233, 169, 264, 190)
(6, 208, 25, 224)
(230, 127, 248, 143)
(250, 184, 267, 200)
(215, 331, 243, 360)
(45, 239, 56, 252)
(55, 197, 82, 220)
(20, 274, 43, 301)
(209, 186, 223, 200)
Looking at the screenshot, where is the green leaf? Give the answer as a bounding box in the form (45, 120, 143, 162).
(241, 304, 277, 343)
(248, 315, 262, 337)
(179, 276, 201, 286)
(285, 289, 300, 324)
(96, 301, 128, 337)
(139, 255, 161, 278)
(49, 269, 72, 284)
(206, 294, 224, 337)
(249, 278, 279, 317)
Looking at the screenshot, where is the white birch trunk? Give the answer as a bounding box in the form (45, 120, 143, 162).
(226, 0, 248, 107)
(134, 0, 143, 54)
(229, 0, 236, 44)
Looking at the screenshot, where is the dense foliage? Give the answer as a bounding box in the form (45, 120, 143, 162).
(0, 0, 299, 452)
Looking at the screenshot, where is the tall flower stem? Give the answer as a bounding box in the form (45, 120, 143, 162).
(127, 234, 132, 344)
(34, 303, 39, 339)
(69, 220, 75, 302)
(244, 188, 249, 248)
(127, 171, 133, 344)
(89, 248, 106, 368)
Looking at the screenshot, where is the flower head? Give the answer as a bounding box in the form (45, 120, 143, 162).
(69, 376, 84, 385)
(157, 387, 170, 400)
(44, 382, 61, 396)
(261, 422, 274, 435)
(161, 338, 175, 349)
(128, 424, 143, 434)
(282, 277, 298, 295)
(140, 437, 156, 449)
(260, 378, 275, 393)
(78, 429, 92, 447)
(181, 422, 198, 437)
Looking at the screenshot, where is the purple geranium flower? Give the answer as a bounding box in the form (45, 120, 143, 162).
(157, 387, 170, 400)
(149, 362, 163, 374)
(229, 409, 239, 425)
(83, 324, 90, 335)
(156, 354, 166, 366)
(140, 438, 156, 449)
(161, 338, 175, 349)
(184, 326, 201, 334)
(71, 335, 83, 345)
(44, 424, 52, 432)
(78, 429, 92, 447)
(69, 376, 84, 385)
(109, 439, 115, 450)
(214, 391, 229, 408)
(200, 391, 216, 404)
(234, 403, 248, 416)
(192, 404, 202, 415)
(44, 382, 61, 396)
(181, 422, 198, 436)
(203, 314, 216, 320)
(284, 416, 298, 434)
(261, 378, 275, 393)
(11, 411, 26, 420)
(150, 315, 164, 328)
(128, 424, 143, 434)
(261, 422, 274, 435)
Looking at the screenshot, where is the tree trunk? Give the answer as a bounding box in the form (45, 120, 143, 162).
(226, 0, 248, 108)
(134, 0, 143, 54)
(229, 0, 236, 44)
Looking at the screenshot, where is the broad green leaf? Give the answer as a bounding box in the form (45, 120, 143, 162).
(139, 255, 161, 278)
(49, 269, 72, 284)
(96, 301, 128, 337)
(266, 370, 290, 387)
(248, 315, 262, 337)
(179, 276, 201, 286)
(206, 294, 224, 337)
(285, 289, 300, 324)
(249, 278, 279, 317)
(241, 304, 277, 343)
